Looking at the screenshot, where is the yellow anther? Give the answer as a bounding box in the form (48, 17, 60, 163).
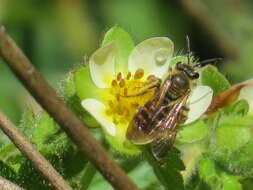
(111, 79, 117, 86)
(127, 72, 131, 80)
(106, 69, 155, 125)
(117, 72, 122, 81)
(119, 79, 125, 87)
(134, 69, 144, 79)
(147, 74, 156, 81)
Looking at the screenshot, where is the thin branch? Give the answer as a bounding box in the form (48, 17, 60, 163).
(0, 176, 25, 190)
(180, 0, 238, 59)
(0, 26, 138, 190)
(0, 110, 73, 190)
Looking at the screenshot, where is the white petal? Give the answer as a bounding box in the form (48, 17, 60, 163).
(185, 86, 213, 124)
(81, 99, 116, 136)
(89, 42, 116, 88)
(238, 78, 253, 113)
(128, 37, 174, 78)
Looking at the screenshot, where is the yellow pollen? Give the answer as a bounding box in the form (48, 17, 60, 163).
(105, 71, 156, 125)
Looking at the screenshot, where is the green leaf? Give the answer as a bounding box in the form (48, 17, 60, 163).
(80, 162, 96, 190)
(198, 156, 221, 187)
(144, 147, 185, 190)
(240, 178, 253, 190)
(32, 112, 59, 148)
(220, 173, 242, 190)
(177, 120, 210, 143)
(0, 160, 18, 184)
(102, 26, 135, 73)
(215, 115, 252, 151)
(201, 65, 231, 97)
(198, 155, 242, 190)
(210, 115, 253, 177)
(17, 160, 53, 190)
(185, 172, 210, 190)
(0, 144, 21, 164)
(19, 109, 36, 137)
(223, 99, 249, 116)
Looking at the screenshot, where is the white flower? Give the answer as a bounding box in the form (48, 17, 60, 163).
(76, 35, 213, 154)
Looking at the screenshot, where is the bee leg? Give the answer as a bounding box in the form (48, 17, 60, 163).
(121, 83, 160, 97)
(134, 77, 161, 90)
(151, 105, 170, 122)
(182, 106, 189, 111)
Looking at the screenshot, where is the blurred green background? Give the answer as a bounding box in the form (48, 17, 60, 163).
(1, 0, 253, 124)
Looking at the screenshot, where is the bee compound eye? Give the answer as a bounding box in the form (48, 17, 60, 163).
(192, 72, 199, 79)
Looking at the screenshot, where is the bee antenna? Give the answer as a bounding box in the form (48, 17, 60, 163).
(193, 58, 223, 68)
(186, 35, 191, 65)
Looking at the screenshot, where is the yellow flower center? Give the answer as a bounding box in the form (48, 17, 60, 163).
(105, 69, 156, 125)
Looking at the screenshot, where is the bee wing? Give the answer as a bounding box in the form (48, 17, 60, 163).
(149, 92, 190, 158)
(155, 77, 172, 108)
(151, 131, 177, 159)
(149, 91, 190, 135)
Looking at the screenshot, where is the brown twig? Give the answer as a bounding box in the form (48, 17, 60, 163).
(0, 26, 138, 190)
(0, 176, 25, 190)
(180, 0, 238, 59)
(0, 110, 73, 190)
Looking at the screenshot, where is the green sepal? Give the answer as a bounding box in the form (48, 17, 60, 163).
(105, 134, 140, 155)
(201, 65, 231, 97)
(102, 26, 135, 73)
(72, 67, 102, 127)
(73, 66, 103, 101)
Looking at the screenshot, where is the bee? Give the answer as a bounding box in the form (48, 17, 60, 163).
(125, 37, 220, 159)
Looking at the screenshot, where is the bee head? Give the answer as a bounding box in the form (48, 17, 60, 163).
(176, 62, 199, 79)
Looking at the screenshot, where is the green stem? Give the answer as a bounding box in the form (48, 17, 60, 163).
(80, 138, 108, 190)
(80, 162, 97, 190)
